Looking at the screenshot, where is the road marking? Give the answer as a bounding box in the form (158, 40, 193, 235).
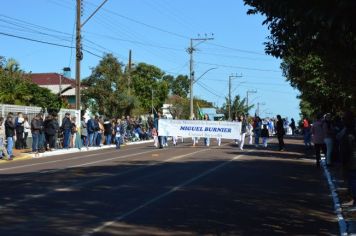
(0, 145, 223, 210)
(83, 149, 252, 236)
(0, 146, 146, 172)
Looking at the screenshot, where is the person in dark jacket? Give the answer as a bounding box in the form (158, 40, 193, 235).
(276, 114, 285, 151)
(290, 118, 296, 136)
(103, 119, 113, 145)
(15, 112, 25, 149)
(38, 113, 45, 152)
(338, 111, 356, 207)
(5, 113, 15, 159)
(31, 113, 42, 153)
(44, 114, 58, 150)
(87, 115, 99, 147)
(61, 113, 72, 148)
(261, 124, 270, 148)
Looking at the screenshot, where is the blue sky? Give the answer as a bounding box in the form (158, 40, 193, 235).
(0, 0, 300, 120)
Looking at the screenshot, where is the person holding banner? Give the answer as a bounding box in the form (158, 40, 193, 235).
(247, 119, 254, 145)
(154, 110, 163, 149)
(203, 114, 210, 147)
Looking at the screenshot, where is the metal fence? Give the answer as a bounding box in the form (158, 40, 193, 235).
(0, 104, 80, 127)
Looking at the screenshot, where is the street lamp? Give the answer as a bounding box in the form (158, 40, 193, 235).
(246, 90, 257, 115)
(228, 74, 243, 121)
(188, 35, 214, 119)
(256, 102, 266, 117)
(193, 67, 217, 84)
(189, 67, 217, 118)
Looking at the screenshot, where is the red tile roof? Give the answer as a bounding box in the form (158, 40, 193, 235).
(29, 73, 76, 86)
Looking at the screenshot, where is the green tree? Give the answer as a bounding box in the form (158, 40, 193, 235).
(131, 63, 169, 113)
(165, 95, 190, 119)
(81, 53, 132, 117)
(244, 0, 356, 115)
(220, 95, 252, 119)
(0, 57, 61, 110)
(164, 74, 190, 98)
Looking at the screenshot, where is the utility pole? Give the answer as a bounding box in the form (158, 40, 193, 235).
(59, 73, 62, 96)
(246, 89, 257, 115)
(151, 87, 154, 115)
(228, 74, 242, 121)
(75, 0, 108, 110)
(75, 0, 82, 110)
(128, 49, 132, 96)
(256, 102, 266, 117)
(187, 34, 214, 119)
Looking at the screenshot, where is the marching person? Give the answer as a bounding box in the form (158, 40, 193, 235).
(239, 114, 248, 150)
(203, 114, 210, 147)
(261, 124, 270, 148)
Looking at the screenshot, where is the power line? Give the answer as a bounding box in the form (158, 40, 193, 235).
(0, 14, 72, 37)
(196, 81, 224, 98)
(0, 31, 73, 48)
(85, 1, 189, 40)
(197, 51, 275, 62)
(196, 61, 282, 73)
(0, 31, 102, 58)
(205, 42, 268, 56)
(83, 31, 182, 51)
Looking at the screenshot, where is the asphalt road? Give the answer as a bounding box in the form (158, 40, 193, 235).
(0, 137, 338, 236)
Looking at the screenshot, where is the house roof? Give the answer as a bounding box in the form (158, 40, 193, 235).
(29, 73, 76, 86)
(40, 85, 76, 96)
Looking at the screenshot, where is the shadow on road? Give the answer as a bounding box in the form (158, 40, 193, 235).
(0, 136, 338, 236)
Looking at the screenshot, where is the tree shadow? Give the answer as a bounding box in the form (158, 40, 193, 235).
(0, 143, 338, 236)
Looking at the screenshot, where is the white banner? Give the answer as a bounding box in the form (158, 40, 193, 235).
(158, 119, 241, 140)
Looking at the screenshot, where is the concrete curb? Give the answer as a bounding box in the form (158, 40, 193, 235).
(321, 159, 347, 236)
(0, 140, 154, 163)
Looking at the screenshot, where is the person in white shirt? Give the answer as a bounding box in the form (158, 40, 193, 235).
(23, 115, 31, 149)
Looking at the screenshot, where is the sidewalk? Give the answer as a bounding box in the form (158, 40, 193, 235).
(299, 137, 354, 235)
(326, 163, 356, 235)
(0, 139, 154, 164)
